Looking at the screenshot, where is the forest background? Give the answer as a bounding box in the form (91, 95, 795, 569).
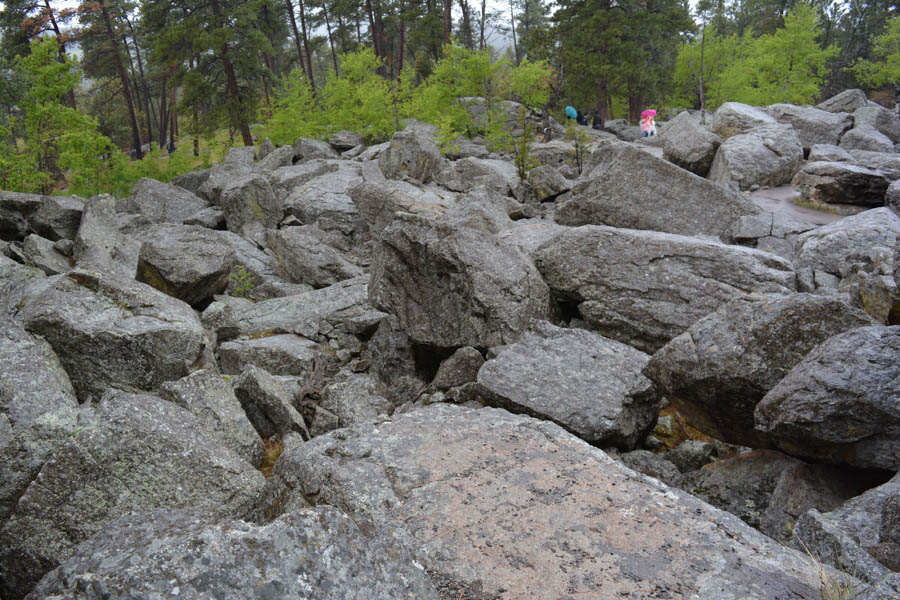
(0, 0, 897, 197)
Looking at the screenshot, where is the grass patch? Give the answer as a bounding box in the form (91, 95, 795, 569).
(259, 435, 284, 478)
(791, 197, 852, 215)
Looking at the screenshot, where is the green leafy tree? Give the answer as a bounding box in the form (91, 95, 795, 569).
(850, 15, 900, 92)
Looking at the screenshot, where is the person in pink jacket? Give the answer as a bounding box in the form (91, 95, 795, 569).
(640, 115, 656, 137)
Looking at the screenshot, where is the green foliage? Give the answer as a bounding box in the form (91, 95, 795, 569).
(487, 105, 538, 179)
(257, 69, 320, 145)
(850, 15, 900, 89)
(229, 265, 258, 300)
(564, 119, 590, 175)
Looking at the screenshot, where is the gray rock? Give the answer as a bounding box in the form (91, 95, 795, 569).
(220, 174, 281, 240)
(0, 254, 44, 318)
(329, 130, 363, 152)
(182, 205, 225, 229)
(221, 275, 386, 342)
(73, 194, 139, 278)
(762, 104, 853, 151)
(444, 186, 514, 233)
(16, 269, 206, 403)
(755, 325, 900, 471)
(282, 161, 366, 238)
(308, 371, 393, 437)
(197, 153, 255, 205)
(171, 169, 212, 196)
(478, 320, 659, 449)
(0, 192, 42, 241)
(840, 125, 895, 153)
(0, 393, 264, 599)
(224, 145, 257, 170)
(0, 321, 77, 435)
(266, 225, 364, 288)
(0, 415, 9, 447)
(443, 137, 490, 160)
(379, 129, 444, 183)
(159, 369, 265, 467)
(728, 211, 817, 261)
(849, 150, 900, 179)
(257, 404, 846, 600)
(217, 229, 312, 301)
(134, 224, 234, 306)
(852, 574, 900, 600)
(19, 234, 71, 275)
(26, 506, 438, 600)
(792, 161, 890, 207)
(661, 110, 722, 176)
(527, 164, 570, 201)
(618, 449, 681, 486)
(28, 195, 83, 241)
(534, 225, 796, 353)
(232, 364, 309, 439)
(808, 144, 856, 163)
(888, 180, 900, 215)
(217, 333, 321, 377)
(432, 346, 484, 390)
(119, 177, 209, 224)
(293, 137, 340, 162)
(666, 440, 719, 473)
(255, 144, 295, 171)
(557, 139, 759, 240)
(268, 159, 340, 198)
(370, 213, 551, 348)
(644, 293, 874, 448)
(792, 473, 900, 584)
(257, 137, 275, 159)
(816, 89, 869, 113)
(708, 124, 804, 191)
(497, 219, 569, 257)
(350, 179, 456, 237)
(529, 139, 577, 169)
(853, 105, 900, 143)
(434, 157, 519, 194)
(711, 102, 778, 137)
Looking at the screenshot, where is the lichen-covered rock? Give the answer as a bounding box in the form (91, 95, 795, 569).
(350, 179, 456, 237)
(618, 449, 682, 486)
(220, 174, 281, 240)
(849, 149, 900, 179)
(432, 346, 484, 390)
(534, 226, 796, 353)
(266, 226, 364, 288)
(792, 161, 890, 207)
(118, 177, 209, 225)
(644, 293, 873, 448)
(853, 105, 900, 143)
(217, 333, 322, 377)
(434, 157, 519, 195)
(755, 325, 900, 471)
(808, 144, 856, 163)
(711, 102, 777, 137)
(19, 234, 71, 275)
(282, 161, 366, 238)
(557, 139, 758, 241)
(0, 393, 265, 599)
(816, 89, 869, 113)
(478, 320, 659, 449)
(661, 110, 722, 176)
(370, 213, 552, 348)
(232, 364, 310, 440)
(257, 404, 847, 600)
(762, 104, 853, 151)
(16, 269, 206, 403)
(0, 192, 42, 241)
(73, 194, 139, 278)
(293, 137, 340, 162)
(728, 211, 817, 262)
(28, 195, 83, 242)
(840, 125, 895, 153)
(708, 124, 804, 191)
(308, 371, 393, 437)
(527, 164, 570, 201)
(379, 129, 444, 183)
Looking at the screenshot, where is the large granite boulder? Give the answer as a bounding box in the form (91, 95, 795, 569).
(134, 223, 234, 306)
(308, 371, 393, 437)
(661, 110, 722, 176)
(792, 473, 900, 584)
(73, 194, 139, 278)
(26, 506, 438, 600)
(16, 269, 206, 403)
(808, 143, 856, 163)
(792, 161, 890, 207)
(281, 161, 367, 238)
(0, 255, 44, 318)
(762, 104, 853, 151)
(266, 226, 363, 288)
(268, 159, 339, 198)
(533, 226, 796, 353)
(18, 234, 71, 275)
(708, 124, 804, 191)
(217, 333, 321, 377)
(556, 140, 759, 241)
(220, 174, 281, 240)
(232, 364, 309, 440)
(889, 180, 900, 215)
(257, 404, 847, 600)
(379, 129, 444, 183)
(816, 89, 869, 113)
(118, 177, 209, 224)
(477, 320, 659, 449)
(711, 102, 777, 137)
(0, 192, 42, 241)
(28, 195, 83, 242)
(0, 321, 77, 435)
(159, 369, 265, 467)
(255, 144, 295, 171)
(755, 325, 900, 471)
(293, 137, 340, 162)
(0, 393, 265, 599)
(350, 179, 457, 237)
(728, 211, 817, 262)
(434, 157, 520, 194)
(369, 213, 552, 349)
(527, 164, 570, 201)
(853, 105, 900, 143)
(196, 148, 255, 204)
(850, 149, 900, 179)
(644, 293, 874, 448)
(840, 125, 895, 153)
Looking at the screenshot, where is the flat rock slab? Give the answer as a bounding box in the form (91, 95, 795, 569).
(259, 404, 840, 600)
(478, 320, 658, 449)
(26, 507, 438, 600)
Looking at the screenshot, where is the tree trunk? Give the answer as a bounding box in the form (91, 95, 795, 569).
(509, 0, 519, 64)
(296, 0, 316, 91)
(443, 0, 452, 44)
(699, 23, 706, 123)
(124, 16, 158, 146)
(286, 0, 311, 82)
(159, 73, 169, 149)
(323, 5, 340, 74)
(210, 0, 253, 146)
(479, 0, 486, 49)
(169, 85, 176, 152)
(99, 0, 143, 159)
(43, 0, 77, 110)
(459, 0, 473, 49)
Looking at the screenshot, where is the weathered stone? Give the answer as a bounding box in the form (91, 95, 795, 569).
(159, 369, 265, 467)
(224, 145, 257, 170)
(266, 226, 363, 288)
(792, 161, 890, 208)
(808, 144, 856, 163)
(171, 169, 211, 196)
(293, 137, 340, 162)
(666, 440, 719, 473)
(257, 404, 846, 600)
(0, 192, 42, 241)
(755, 325, 900, 471)
(708, 124, 804, 191)
(729, 211, 816, 262)
(0, 393, 264, 599)
(849, 150, 900, 179)
(257, 137, 275, 160)
(478, 320, 659, 449)
(527, 164, 570, 201)
(618, 449, 682, 486)
(529, 139, 577, 169)
(308, 371, 393, 437)
(134, 224, 234, 306)
(282, 161, 366, 237)
(534, 226, 796, 353)
(350, 179, 456, 237)
(73, 194, 139, 278)
(118, 178, 209, 224)
(28, 195, 83, 241)
(557, 139, 759, 240)
(217, 229, 312, 301)
(792, 473, 900, 583)
(497, 219, 569, 257)
(0, 255, 44, 318)
(329, 130, 363, 152)
(255, 144, 295, 172)
(431, 346, 484, 390)
(0, 321, 77, 435)
(19, 234, 71, 275)
(379, 129, 444, 183)
(268, 159, 340, 198)
(853, 105, 900, 143)
(644, 293, 874, 448)
(888, 180, 900, 215)
(220, 174, 281, 240)
(762, 104, 853, 151)
(711, 102, 777, 137)
(370, 213, 551, 348)
(443, 137, 490, 160)
(434, 157, 519, 194)
(16, 269, 206, 403)
(217, 333, 321, 377)
(816, 89, 869, 113)
(182, 205, 225, 229)
(444, 186, 513, 233)
(853, 574, 900, 600)
(661, 110, 722, 176)
(232, 364, 309, 439)
(840, 125, 895, 153)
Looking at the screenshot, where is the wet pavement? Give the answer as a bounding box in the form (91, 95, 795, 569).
(746, 185, 848, 226)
